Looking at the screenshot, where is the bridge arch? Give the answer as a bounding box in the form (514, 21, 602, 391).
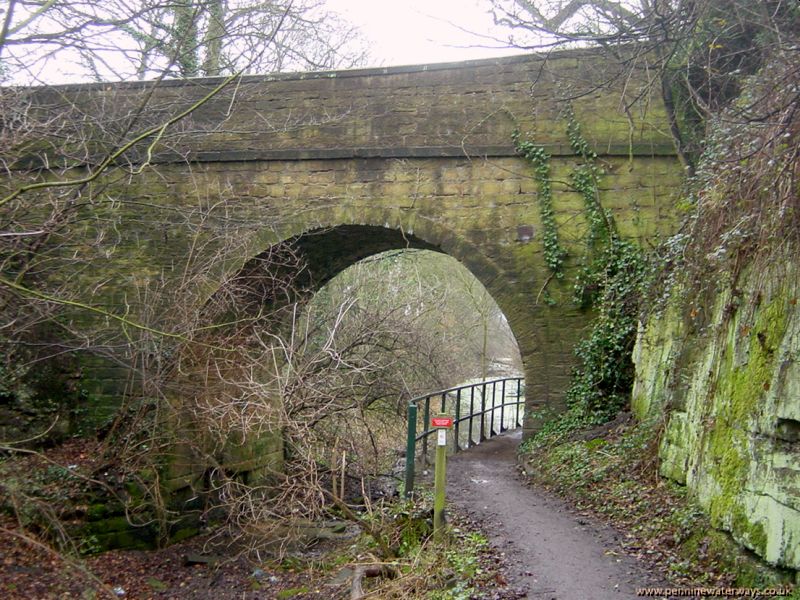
(227, 210, 509, 298)
(167, 217, 535, 492)
(3, 51, 689, 545)
(204, 211, 546, 421)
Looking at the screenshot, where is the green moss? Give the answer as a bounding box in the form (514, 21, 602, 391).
(703, 291, 789, 556)
(732, 505, 768, 559)
(169, 526, 199, 543)
(681, 528, 780, 587)
(94, 529, 155, 552)
(124, 480, 148, 504)
(276, 587, 310, 598)
(86, 503, 112, 521)
(146, 577, 168, 591)
(584, 438, 607, 451)
(83, 515, 136, 534)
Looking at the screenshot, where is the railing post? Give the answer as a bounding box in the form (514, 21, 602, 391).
(433, 425, 449, 540)
(422, 397, 430, 465)
(516, 378, 522, 428)
(500, 379, 506, 432)
(469, 386, 476, 447)
(480, 382, 487, 442)
(491, 380, 498, 436)
(405, 402, 417, 498)
(454, 388, 461, 452)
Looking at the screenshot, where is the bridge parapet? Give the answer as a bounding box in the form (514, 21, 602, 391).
(19, 49, 674, 170)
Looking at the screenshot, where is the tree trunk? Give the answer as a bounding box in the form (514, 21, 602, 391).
(202, 0, 225, 76)
(173, 1, 200, 77)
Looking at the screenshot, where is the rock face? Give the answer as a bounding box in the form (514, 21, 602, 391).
(632, 259, 800, 570)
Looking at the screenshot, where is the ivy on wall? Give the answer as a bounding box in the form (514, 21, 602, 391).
(512, 131, 567, 281)
(516, 102, 651, 434)
(564, 103, 610, 253)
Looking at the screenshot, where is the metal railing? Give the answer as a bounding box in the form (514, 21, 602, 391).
(404, 376, 525, 496)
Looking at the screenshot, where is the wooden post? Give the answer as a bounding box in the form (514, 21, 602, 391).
(433, 427, 447, 540)
(430, 414, 453, 540)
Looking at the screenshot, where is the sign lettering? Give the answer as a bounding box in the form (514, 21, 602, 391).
(431, 416, 454, 428)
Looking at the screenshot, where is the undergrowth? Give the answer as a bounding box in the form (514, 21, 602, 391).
(0, 469, 505, 599)
(666, 53, 800, 309)
(276, 494, 498, 599)
(522, 418, 797, 590)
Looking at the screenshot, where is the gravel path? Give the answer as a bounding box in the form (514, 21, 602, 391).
(446, 430, 662, 599)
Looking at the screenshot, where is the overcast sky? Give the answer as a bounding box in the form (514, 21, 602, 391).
(325, 0, 525, 67)
(7, 0, 528, 84)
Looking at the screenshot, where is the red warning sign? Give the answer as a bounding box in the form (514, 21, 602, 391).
(431, 416, 454, 429)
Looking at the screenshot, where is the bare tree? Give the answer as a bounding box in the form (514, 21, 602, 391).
(119, 244, 480, 555)
(142, 0, 370, 78)
(485, 0, 800, 172)
(0, 0, 369, 83)
(0, 0, 370, 556)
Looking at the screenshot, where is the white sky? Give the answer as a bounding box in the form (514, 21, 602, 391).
(5, 0, 528, 85)
(324, 0, 525, 67)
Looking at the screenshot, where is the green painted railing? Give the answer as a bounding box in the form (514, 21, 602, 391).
(404, 377, 525, 497)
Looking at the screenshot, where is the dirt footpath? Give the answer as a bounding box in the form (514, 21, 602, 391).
(446, 430, 662, 599)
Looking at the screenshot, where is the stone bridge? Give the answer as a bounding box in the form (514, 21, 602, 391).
(14, 49, 682, 497)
